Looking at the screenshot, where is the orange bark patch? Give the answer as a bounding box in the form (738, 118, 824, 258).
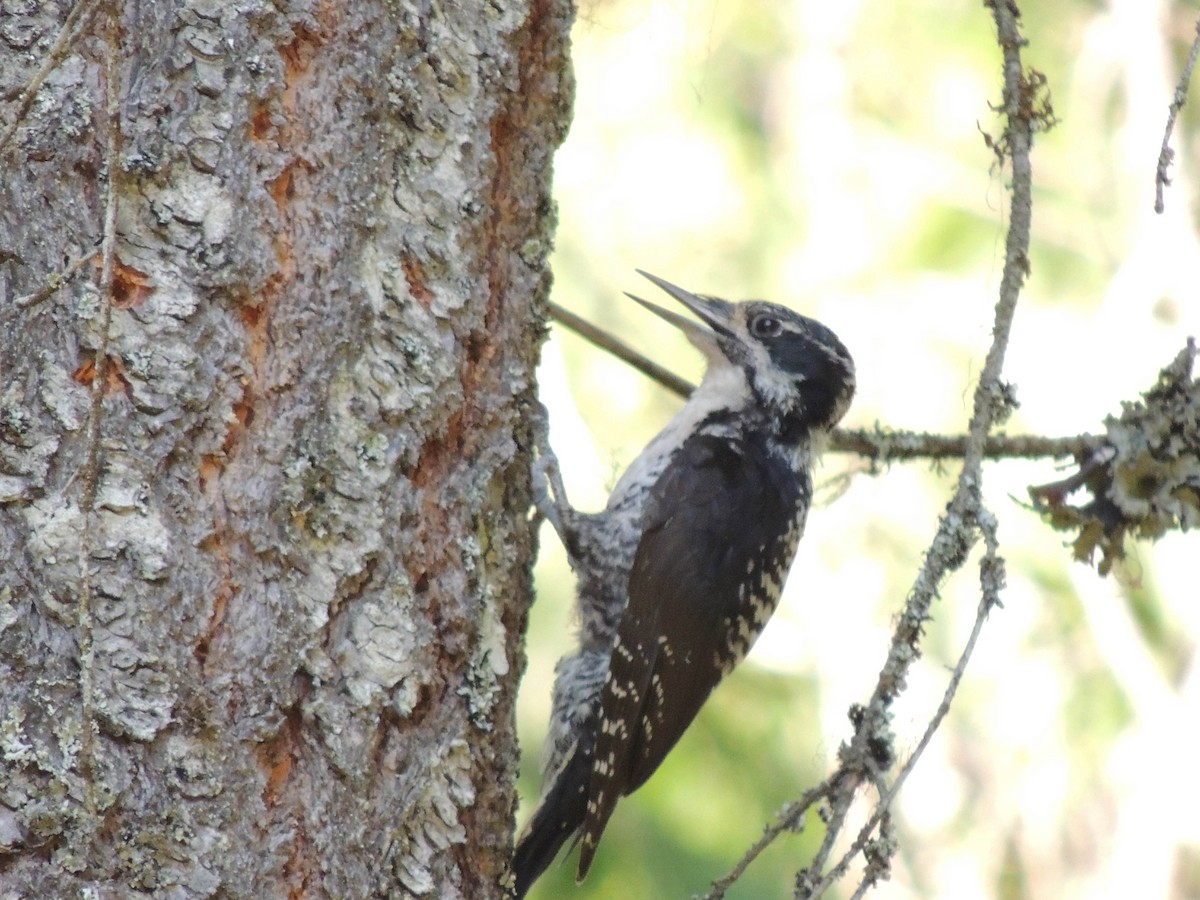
(111, 258, 154, 309)
(284, 823, 314, 900)
(198, 453, 224, 492)
(240, 301, 264, 329)
(240, 302, 271, 383)
(267, 164, 301, 276)
(401, 255, 434, 308)
(258, 702, 303, 808)
(219, 377, 256, 456)
(264, 754, 294, 806)
(71, 355, 132, 398)
(279, 25, 321, 81)
(269, 165, 295, 211)
(92, 255, 155, 309)
(251, 105, 273, 141)
(225, 396, 255, 454)
(192, 581, 230, 666)
(277, 24, 326, 140)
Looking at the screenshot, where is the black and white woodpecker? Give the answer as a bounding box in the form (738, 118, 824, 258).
(513, 272, 855, 898)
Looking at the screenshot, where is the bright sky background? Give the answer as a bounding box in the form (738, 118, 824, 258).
(521, 1, 1200, 897)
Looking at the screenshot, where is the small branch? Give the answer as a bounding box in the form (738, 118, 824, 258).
(548, 305, 1099, 463)
(0, 0, 105, 160)
(1027, 445, 1116, 506)
(833, 427, 1099, 462)
(703, 783, 834, 900)
(1155, 15, 1200, 214)
(1027, 340, 1197, 575)
(14, 249, 99, 309)
(548, 301, 694, 398)
(811, 509, 1006, 899)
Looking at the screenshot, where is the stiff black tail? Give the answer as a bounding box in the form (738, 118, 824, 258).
(512, 739, 593, 898)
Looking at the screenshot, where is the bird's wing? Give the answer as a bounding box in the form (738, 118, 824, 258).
(577, 431, 807, 878)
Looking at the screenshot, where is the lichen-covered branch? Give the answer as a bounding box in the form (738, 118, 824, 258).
(833, 427, 1099, 462)
(1030, 340, 1199, 574)
(1154, 15, 1200, 214)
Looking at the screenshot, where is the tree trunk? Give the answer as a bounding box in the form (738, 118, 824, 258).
(0, 1, 573, 896)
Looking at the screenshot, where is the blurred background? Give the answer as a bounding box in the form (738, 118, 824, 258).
(517, 1, 1200, 897)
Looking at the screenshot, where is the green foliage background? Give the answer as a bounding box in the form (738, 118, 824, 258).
(518, 2, 1200, 897)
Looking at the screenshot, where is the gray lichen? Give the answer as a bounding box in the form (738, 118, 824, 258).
(1031, 339, 1199, 573)
(387, 738, 476, 898)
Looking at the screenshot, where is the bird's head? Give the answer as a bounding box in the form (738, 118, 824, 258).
(628, 271, 856, 436)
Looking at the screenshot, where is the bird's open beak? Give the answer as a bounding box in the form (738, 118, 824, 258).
(625, 271, 735, 356)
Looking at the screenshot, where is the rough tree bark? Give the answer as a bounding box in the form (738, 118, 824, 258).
(0, 1, 573, 897)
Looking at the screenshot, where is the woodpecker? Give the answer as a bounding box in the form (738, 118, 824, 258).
(514, 272, 855, 898)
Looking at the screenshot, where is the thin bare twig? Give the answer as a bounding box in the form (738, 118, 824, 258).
(77, 3, 122, 820)
(548, 301, 694, 397)
(704, 783, 835, 899)
(1154, 15, 1200, 214)
(14, 248, 99, 309)
(0, 0, 105, 160)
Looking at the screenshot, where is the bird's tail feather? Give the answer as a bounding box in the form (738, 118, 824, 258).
(512, 739, 593, 898)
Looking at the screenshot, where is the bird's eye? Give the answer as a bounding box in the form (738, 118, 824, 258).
(750, 314, 782, 338)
